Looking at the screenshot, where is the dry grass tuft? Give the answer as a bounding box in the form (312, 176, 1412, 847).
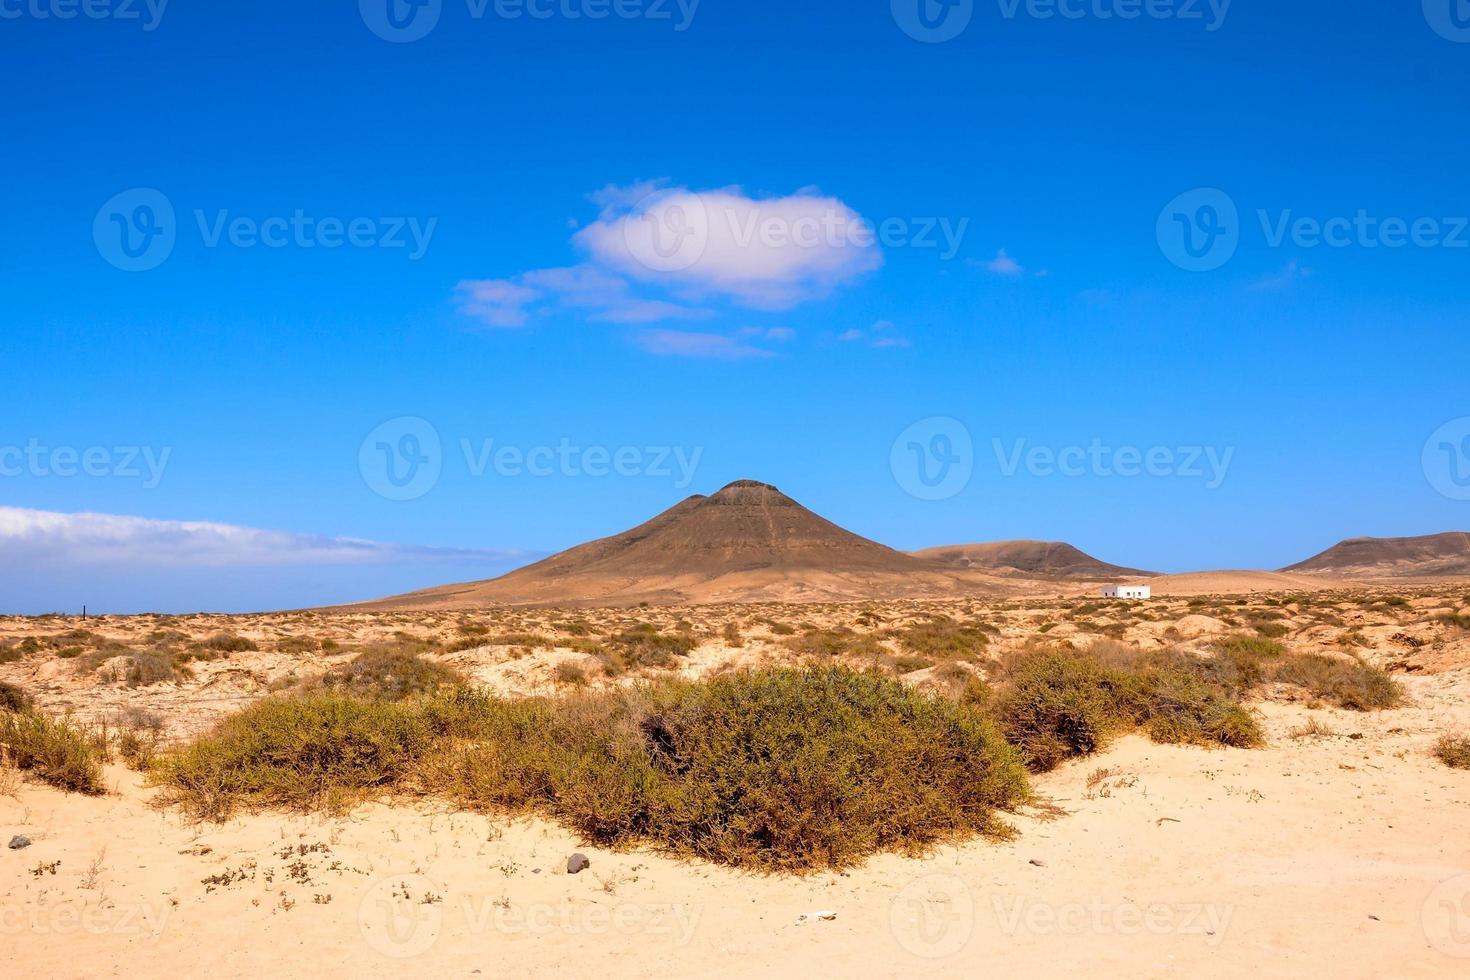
(1433, 734, 1470, 770)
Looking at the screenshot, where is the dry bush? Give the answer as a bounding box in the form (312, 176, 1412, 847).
(1272, 654, 1401, 711)
(887, 617, 990, 661)
(1287, 717, 1338, 740)
(316, 648, 464, 702)
(0, 710, 107, 794)
(154, 668, 1030, 872)
(1433, 734, 1470, 770)
(554, 662, 589, 687)
(599, 624, 696, 674)
(994, 644, 1263, 772)
(0, 680, 33, 713)
(202, 633, 258, 654)
(781, 628, 884, 660)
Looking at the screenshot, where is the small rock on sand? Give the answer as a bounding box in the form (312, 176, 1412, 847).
(8, 836, 31, 850)
(567, 853, 590, 874)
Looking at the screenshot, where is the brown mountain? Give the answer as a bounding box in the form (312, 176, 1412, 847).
(1283, 532, 1470, 578)
(912, 540, 1152, 579)
(365, 480, 1004, 608)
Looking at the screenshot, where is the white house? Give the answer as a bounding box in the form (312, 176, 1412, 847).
(1102, 585, 1152, 600)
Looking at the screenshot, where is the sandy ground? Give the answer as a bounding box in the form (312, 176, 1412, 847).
(5, 685, 1469, 978)
(4, 587, 1470, 977)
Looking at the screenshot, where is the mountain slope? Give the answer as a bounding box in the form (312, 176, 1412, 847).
(365, 480, 1000, 607)
(1283, 532, 1470, 578)
(912, 540, 1152, 579)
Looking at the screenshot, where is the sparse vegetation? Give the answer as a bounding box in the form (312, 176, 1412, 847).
(888, 617, 990, 661)
(0, 709, 107, 794)
(155, 667, 1030, 871)
(0, 680, 33, 713)
(1272, 654, 1402, 711)
(994, 645, 1263, 772)
(317, 648, 464, 701)
(1432, 734, 1470, 770)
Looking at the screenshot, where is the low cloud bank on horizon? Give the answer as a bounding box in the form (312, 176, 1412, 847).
(0, 506, 520, 569)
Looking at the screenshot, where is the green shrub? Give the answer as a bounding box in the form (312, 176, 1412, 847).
(158, 668, 1030, 872)
(888, 618, 990, 661)
(151, 692, 436, 819)
(601, 624, 696, 672)
(996, 647, 1262, 772)
(0, 710, 107, 794)
(317, 648, 464, 702)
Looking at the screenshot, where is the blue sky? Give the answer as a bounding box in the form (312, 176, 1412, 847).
(2, 1, 1468, 612)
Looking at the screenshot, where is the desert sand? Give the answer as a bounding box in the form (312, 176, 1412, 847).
(4, 587, 1470, 977)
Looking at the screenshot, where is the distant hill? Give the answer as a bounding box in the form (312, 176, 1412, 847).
(912, 540, 1152, 580)
(364, 480, 1003, 607)
(1283, 532, 1470, 578)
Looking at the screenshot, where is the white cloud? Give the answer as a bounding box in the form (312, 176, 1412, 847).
(631, 329, 778, 361)
(574, 186, 883, 309)
(738, 326, 796, 342)
(838, 319, 911, 349)
(981, 248, 1025, 277)
(456, 279, 539, 328)
(1252, 260, 1311, 290)
(0, 506, 518, 569)
(457, 270, 710, 328)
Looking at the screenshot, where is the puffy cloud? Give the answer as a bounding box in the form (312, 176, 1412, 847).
(981, 248, 1025, 277)
(574, 186, 883, 309)
(0, 506, 517, 569)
